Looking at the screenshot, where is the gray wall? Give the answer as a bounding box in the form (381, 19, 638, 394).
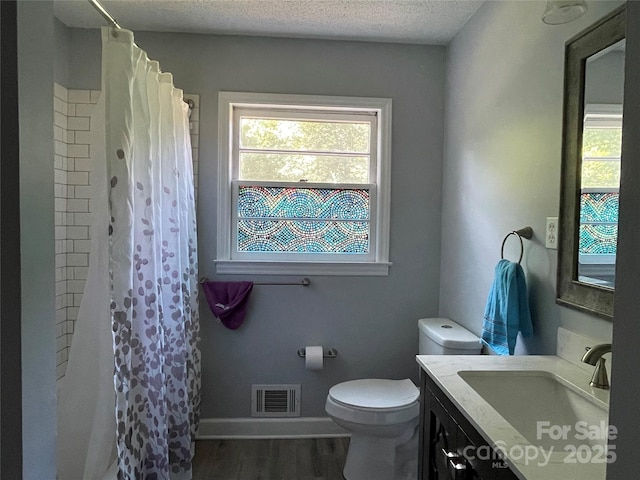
(54, 17, 70, 86)
(18, 1, 57, 478)
(585, 50, 625, 105)
(67, 29, 447, 418)
(439, 0, 623, 354)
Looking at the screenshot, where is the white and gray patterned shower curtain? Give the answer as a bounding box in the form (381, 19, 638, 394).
(103, 27, 200, 479)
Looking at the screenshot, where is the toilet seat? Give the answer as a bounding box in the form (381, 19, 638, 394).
(326, 379, 419, 425)
(329, 379, 419, 409)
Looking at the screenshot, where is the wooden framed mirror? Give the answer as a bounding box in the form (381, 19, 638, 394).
(557, 5, 626, 320)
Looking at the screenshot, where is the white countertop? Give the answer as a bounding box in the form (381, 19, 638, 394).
(416, 355, 611, 480)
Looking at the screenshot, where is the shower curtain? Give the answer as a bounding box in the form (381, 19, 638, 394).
(58, 27, 200, 480)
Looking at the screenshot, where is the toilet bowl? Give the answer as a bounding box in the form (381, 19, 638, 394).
(326, 318, 482, 480)
(325, 379, 419, 480)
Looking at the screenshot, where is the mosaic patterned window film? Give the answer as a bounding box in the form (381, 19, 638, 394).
(237, 186, 370, 253)
(579, 111, 622, 257)
(579, 192, 619, 254)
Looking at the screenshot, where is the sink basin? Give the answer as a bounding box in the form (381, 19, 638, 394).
(458, 370, 609, 451)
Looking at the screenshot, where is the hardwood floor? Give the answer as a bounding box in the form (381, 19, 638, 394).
(192, 437, 349, 480)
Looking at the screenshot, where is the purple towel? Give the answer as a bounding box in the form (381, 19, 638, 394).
(201, 281, 254, 330)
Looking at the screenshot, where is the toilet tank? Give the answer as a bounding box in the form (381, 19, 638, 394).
(418, 318, 482, 355)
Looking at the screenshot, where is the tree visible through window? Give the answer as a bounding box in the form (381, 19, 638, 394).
(578, 105, 622, 287)
(217, 92, 392, 275)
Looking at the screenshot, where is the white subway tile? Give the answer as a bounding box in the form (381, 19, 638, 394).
(68, 144, 89, 158)
(55, 267, 65, 283)
(75, 103, 94, 117)
(56, 335, 68, 352)
(68, 116, 90, 131)
(53, 96, 67, 115)
(73, 239, 92, 253)
(74, 186, 92, 199)
(67, 280, 85, 294)
(54, 156, 64, 170)
(73, 294, 84, 307)
(54, 198, 67, 213)
(67, 307, 79, 321)
(74, 131, 91, 145)
(67, 226, 89, 239)
(54, 125, 64, 142)
(55, 294, 64, 310)
(54, 140, 67, 157)
(67, 103, 76, 117)
(67, 199, 89, 213)
(57, 363, 67, 380)
(55, 253, 66, 268)
(67, 253, 89, 267)
(90, 90, 101, 104)
(55, 281, 67, 297)
(74, 266, 89, 280)
(54, 183, 64, 197)
(54, 83, 68, 101)
(73, 158, 92, 171)
(73, 213, 93, 226)
(68, 89, 91, 103)
(67, 172, 89, 185)
(54, 111, 67, 129)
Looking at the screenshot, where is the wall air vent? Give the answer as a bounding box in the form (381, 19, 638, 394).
(251, 384, 301, 417)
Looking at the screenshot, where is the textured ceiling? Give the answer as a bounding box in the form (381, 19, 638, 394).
(53, 0, 485, 45)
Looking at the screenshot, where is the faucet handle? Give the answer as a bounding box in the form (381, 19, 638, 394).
(589, 357, 610, 389)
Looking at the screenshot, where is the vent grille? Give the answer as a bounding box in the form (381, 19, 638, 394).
(251, 384, 300, 417)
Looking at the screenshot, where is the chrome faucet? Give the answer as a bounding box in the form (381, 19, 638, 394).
(581, 343, 611, 389)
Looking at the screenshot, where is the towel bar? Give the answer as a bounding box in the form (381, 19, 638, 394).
(199, 277, 310, 287)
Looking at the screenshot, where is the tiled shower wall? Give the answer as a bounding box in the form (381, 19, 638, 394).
(53, 83, 200, 380)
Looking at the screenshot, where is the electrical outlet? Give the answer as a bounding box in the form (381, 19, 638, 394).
(546, 217, 558, 249)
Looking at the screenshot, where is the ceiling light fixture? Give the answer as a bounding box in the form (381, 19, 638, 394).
(542, 0, 588, 25)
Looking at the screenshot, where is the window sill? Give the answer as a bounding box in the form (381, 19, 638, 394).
(214, 260, 391, 276)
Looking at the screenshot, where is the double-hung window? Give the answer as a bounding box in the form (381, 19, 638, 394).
(578, 104, 622, 286)
(216, 92, 392, 275)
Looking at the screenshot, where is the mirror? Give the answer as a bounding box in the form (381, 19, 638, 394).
(557, 5, 625, 320)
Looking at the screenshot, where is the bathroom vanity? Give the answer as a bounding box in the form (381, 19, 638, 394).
(416, 355, 611, 480)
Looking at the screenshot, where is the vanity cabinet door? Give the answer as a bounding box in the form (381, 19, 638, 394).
(419, 370, 518, 480)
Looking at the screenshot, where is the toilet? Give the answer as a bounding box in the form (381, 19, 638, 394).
(325, 318, 482, 480)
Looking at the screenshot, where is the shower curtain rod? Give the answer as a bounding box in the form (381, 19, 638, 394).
(88, 0, 122, 30)
(87, 0, 194, 112)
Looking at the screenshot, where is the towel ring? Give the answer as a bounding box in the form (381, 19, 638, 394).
(500, 226, 533, 265)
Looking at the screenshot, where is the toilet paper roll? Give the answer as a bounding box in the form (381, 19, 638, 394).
(305, 346, 324, 370)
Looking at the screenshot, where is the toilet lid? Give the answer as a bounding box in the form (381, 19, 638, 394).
(329, 379, 419, 409)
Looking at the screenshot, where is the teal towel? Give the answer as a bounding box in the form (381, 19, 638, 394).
(481, 259, 533, 355)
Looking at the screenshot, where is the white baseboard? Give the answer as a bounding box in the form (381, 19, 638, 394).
(197, 416, 349, 440)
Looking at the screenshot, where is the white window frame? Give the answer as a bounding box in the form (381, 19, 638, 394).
(216, 92, 392, 276)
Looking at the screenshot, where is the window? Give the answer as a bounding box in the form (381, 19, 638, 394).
(578, 104, 622, 286)
(216, 92, 392, 275)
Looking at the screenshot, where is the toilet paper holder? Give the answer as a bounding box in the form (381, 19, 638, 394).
(297, 347, 338, 358)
